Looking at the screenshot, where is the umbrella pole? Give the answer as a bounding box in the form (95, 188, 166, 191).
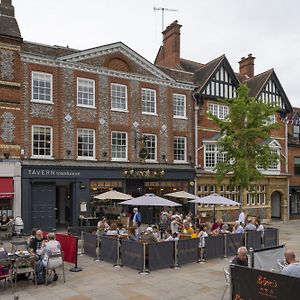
(213, 205, 216, 223)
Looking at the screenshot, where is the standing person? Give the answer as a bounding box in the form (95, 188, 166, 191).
(41, 232, 62, 282)
(231, 246, 248, 267)
(238, 209, 245, 227)
(132, 208, 141, 238)
(170, 216, 182, 234)
(244, 218, 256, 231)
(281, 249, 300, 278)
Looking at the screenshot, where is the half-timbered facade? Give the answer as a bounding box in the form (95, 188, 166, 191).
(155, 21, 293, 221)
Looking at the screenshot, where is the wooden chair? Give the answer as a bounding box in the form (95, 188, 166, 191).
(0, 258, 14, 293)
(14, 256, 37, 290)
(45, 252, 65, 285)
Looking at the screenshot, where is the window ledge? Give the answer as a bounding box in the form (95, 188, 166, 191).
(111, 109, 129, 113)
(31, 100, 53, 104)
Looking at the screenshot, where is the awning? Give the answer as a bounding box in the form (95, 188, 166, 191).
(0, 177, 14, 199)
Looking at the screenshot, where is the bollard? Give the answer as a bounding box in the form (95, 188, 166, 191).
(172, 239, 180, 269)
(95, 235, 100, 262)
(113, 237, 123, 267)
(79, 231, 84, 256)
(224, 234, 227, 258)
(249, 247, 253, 268)
(139, 243, 149, 274)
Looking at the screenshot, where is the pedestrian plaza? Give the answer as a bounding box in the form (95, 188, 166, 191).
(1, 220, 300, 300)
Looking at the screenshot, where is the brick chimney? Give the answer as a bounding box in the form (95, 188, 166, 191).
(155, 20, 182, 68)
(238, 54, 255, 78)
(0, 0, 22, 40)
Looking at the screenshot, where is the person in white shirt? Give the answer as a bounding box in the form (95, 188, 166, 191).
(281, 249, 300, 278)
(238, 209, 245, 227)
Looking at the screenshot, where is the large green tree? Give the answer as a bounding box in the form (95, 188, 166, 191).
(210, 84, 281, 199)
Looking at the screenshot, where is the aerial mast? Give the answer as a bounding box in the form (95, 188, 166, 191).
(153, 7, 178, 33)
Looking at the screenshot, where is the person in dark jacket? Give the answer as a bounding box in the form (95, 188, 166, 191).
(231, 246, 248, 267)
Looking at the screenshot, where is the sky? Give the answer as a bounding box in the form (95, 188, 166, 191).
(13, 0, 300, 107)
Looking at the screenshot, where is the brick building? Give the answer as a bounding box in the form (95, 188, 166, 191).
(288, 107, 300, 218)
(0, 1, 197, 231)
(0, 0, 22, 217)
(155, 21, 293, 221)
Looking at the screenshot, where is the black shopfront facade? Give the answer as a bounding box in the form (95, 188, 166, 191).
(21, 164, 195, 232)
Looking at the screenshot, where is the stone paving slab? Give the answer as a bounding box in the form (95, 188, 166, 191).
(1, 220, 300, 300)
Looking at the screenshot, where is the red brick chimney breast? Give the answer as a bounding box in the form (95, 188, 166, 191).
(239, 53, 255, 78)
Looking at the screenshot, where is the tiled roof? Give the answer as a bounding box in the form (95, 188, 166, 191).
(0, 15, 21, 40)
(243, 69, 273, 97)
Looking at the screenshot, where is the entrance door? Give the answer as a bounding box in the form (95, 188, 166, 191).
(271, 191, 281, 218)
(32, 183, 56, 231)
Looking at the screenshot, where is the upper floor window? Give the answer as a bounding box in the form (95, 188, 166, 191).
(77, 128, 95, 160)
(111, 131, 127, 161)
(204, 143, 226, 169)
(32, 71, 52, 103)
(143, 134, 157, 161)
(77, 77, 95, 107)
(32, 125, 52, 158)
(293, 125, 300, 139)
(111, 83, 127, 111)
(173, 94, 186, 118)
(208, 103, 229, 120)
(142, 88, 156, 115)
(257, 140, 281, 172)
(294, 157, 300, 175)
(259, 79, 283, 108)
(264, 114, 276, 125)
(174, 137, 187, 162)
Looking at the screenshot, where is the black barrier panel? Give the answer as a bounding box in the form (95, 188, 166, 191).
(246, 230, 262, 250)
(225, 233, 244, 257)
(121, 240, 144, 271)
(177, 238, 199, 265)
(231, 264, 300, 300)
(83, 232, 97, 258)
(100, 236, 118, 263)
(148, 241, 174, 270)
(263, 228, 278, 248)
(205, 235, 225, 259)
(68, 226, 97, 237)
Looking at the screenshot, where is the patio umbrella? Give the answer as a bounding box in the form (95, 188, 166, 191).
(119, 193, 182, 207)
(189, 193, 240, 222)
(164, 191, 198, 199)
(94, 190, 133, 200)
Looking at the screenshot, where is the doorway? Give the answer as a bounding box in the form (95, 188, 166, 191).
(56, 184, 71, 229)
(271, 191, 281, 219)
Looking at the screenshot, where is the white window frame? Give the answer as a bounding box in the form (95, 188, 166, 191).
(111, 131, 128, 161)
(77, 77, 95, 108)
(143, 134, 157, 162)
(111, 83, 128, 112)
(142, 88, 157, 115)
(174, 136, 187, 163)
(173, 94, 187, 119)
(31, 71, 53, 103)
(77, 128, 95, 160)
(31, 125, 53, 158)
(204, 143, 226, 170)
(208, 103, 228, 120)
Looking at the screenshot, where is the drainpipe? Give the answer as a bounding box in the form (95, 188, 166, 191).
(285, 120, 290, 220)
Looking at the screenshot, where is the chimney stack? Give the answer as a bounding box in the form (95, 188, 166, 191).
(155, 20, 182, 68)
(238, 54, 255, 78)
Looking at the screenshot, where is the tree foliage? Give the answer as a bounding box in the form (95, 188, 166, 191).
(209, 84, 281, 191)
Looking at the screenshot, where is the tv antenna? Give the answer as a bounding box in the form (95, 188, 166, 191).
(153, 7, 178, 32)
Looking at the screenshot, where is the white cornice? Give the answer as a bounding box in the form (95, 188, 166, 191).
(21, 53, 195, 90)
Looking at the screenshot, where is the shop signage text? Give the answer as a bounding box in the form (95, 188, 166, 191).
(27, 169, 80, 177)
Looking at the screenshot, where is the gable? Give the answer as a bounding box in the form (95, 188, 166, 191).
(268, 139, 281, 148)
(256, 71, 292, 113)
(199, 57, 239, 99)
(58, 42, 175, 82)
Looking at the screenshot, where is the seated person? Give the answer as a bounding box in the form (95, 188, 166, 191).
(182, 220, 194, 235)
(244, 219, 256, 231)
(28, 229, 47, 256)
(232, 221, 244, 234)
(105, 223, 119, 236)
(281, 249, 300, 278)
(141, 227, 158, 243)
(152, 225, 161, 241)
(212, 219, 223, 232)
(231, 246, 248, 267)
(256, 219, 264, 238)
(164, 229, 178, 241)
(127, 226, 139, 241)
(117, 223, 128, 235)
(220, 223, 231, 234)
(27, 228, 37, 248)
(97, 217, 109, 231)
(41, 232, 62, 282)
(0, 214, 10, 226)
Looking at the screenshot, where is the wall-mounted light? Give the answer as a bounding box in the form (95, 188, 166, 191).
(3, 152, 10, 159)
(102, 151, 107, 157)
(66, 149, 71, 156)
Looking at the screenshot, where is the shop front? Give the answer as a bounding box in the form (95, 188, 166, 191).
(21, 164, 195, 232)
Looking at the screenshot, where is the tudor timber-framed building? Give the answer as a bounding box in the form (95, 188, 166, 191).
(155, 21, 293, 221)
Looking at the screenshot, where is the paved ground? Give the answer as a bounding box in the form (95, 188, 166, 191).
(1, 220, 300, 300)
